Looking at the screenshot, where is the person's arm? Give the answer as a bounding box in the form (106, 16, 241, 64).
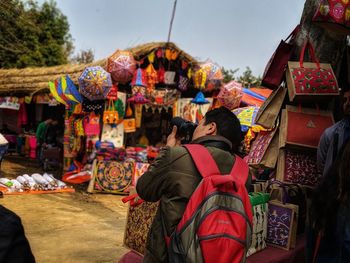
(317, 131, 330, 174)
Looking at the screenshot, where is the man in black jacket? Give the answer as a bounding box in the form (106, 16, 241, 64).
(0, 205, 36, 263)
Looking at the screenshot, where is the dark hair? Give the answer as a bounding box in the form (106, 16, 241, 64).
(204, 106, 242, 153)
(310, 139, 350, 235)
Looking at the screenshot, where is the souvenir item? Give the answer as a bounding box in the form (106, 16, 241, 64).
(286, 41, 339, 102)
(313, 0, 350, 35)
(191, 91, 209, 104)
(131, 68, 146, 87)
(103, 100, 119, 124)
(123, 189, 159, 255)
(266, 200, 298, 250)
(78, 66, 112, 101)
(107, 50, 136, 84)
(164, 71, 176, 85)
(262, 25, 300, 89)
(217, 80, 243, 110)
(133, 163, 150, 186)
(178, 74, 189, 92)
(232, 106, 262, 133)
(90, 160, 134, 194)
(247, 193, 270, 256)
(83, 112, 100, 136)
(255, 86, 287, 129)
(82, 97, 105, 113)
(106, 85, 118, 100)
(124, 118, 136, 133)
(101, 123, 124, 148)
(276, 149, 322, 187)
(145, 63, 158, 90)
(281, 105, 334, 149)
(247, 129, 278, 167)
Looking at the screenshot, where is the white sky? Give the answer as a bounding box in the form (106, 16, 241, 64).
(37, 0, 305, 76)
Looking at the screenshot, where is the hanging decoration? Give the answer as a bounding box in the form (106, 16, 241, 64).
(191, 91, 209, 105)
(78, 66, 112, 101)
(145, 63, 158, 91)
(107, 50, 136, 84)
(131, 68, 146, 87)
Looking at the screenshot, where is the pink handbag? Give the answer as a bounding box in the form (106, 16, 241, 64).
(83, 112, 100, 136)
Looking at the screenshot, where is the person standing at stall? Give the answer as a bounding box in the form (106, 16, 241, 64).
(317, 89, 350, 176)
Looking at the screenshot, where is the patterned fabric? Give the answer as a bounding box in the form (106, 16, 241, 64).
(94, 161, 133, 194)
(247, 130, 276, 165)
(124, 201, 159, 255)
(266, 202, 297, 250)
(291, 67, 338, 94)
(133, 163, 150, 186)
(284, 149, 321, 186)
(247, 203, 268, 256)
(313, 0, 350, 27)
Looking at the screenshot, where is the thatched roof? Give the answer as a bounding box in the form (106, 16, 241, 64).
(0, 42, 197, 96)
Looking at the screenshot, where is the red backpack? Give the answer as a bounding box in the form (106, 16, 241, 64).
(167, 144, 253, 263)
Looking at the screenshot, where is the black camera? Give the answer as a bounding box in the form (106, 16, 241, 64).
(169, 117, 198, 144)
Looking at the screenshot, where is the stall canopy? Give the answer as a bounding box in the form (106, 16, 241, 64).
(0, 42, 198, 97)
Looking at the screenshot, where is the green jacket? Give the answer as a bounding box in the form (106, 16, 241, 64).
(136, 135, 250, 263)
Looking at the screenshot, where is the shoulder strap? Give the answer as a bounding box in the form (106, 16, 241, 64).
(229, 155, 249, 186)
(184, 144, 220, 178)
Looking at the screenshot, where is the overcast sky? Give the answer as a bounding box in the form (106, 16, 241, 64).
(37, 0, 305, 76)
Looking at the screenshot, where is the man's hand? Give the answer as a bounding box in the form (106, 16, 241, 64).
(166, 126, 181, 147)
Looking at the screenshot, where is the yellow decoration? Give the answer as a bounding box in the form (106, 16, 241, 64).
(48, 81, 67, 106)
(126, 103, 133, 117)
(194, 69, 207, 90)
(148, 52, 155, 63)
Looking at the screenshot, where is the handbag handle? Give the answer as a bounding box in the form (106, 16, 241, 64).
(285, 24, 301, 43)
(265, 179, 289, 204)
(300, 40, 320, 68)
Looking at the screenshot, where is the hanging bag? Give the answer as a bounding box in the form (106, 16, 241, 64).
(262, 25, 300, 89)
(313, 0, 350, 35)
(286, 40, 339, 102)
(83, 112, 101, 136)
(103, 100, 119, 124)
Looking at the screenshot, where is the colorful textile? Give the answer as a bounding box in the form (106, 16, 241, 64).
(94, 161, 134, 194)
(267, 201, 298, 250)
(133, 163, 150, 186)
(247, 130, 276, 165)
(284, 149, 321, 186)
(123, 197, 159, 255)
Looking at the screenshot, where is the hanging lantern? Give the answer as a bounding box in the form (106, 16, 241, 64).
(193, 68, 207, 90)
(191, 91, 210, 105)
(131, 68, 146, 87)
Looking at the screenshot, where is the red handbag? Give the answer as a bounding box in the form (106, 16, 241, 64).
(282, 105, 334, 149)
(286, 40, 339, 102)
(313, 0, 350, 35)
(261, 25, 300, 89)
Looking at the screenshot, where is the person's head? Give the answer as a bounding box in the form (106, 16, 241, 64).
(342, 89, 350, 116)
(51, 120, 58, 126)
(45, 118, 53, 125)
(192, 106, 242, 152)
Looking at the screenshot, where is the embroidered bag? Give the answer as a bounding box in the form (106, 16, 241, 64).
(313, 0, 350, 35)
(286, 40, 339, 102)
(103, 100, 119, 124)
(266, 200, 298, 250)
(83, 112, 100, 136)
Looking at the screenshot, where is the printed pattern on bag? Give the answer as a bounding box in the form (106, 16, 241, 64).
(94, 161, 133, 193)
(248, 203, 268, 256)
(133, 162, 150, 186)
(267, 203, 293, 248)
(314, 0, 350, 25)
(292, 67, 338, 94)
(284, 150, 321, 186)
(124, 201, 159, 255)
(247, 130, 276, 165)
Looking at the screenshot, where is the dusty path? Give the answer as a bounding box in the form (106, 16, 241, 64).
(1, 156, 130, 263)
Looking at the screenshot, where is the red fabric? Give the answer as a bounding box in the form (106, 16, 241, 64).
(286, 110, 334, 148)
(313, 0, 350, 29)
(250, 88, 273, 98)
(247, 235, 305, 263)
(117, 251, 143, 263)
(173, 145, 252, 263)
(262, 25, 300, 89)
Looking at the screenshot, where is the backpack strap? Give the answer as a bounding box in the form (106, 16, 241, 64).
(184, 144, 220, 178)
(229, 155, 249, 186)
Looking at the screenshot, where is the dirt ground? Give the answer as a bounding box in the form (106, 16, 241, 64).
(0, 156, 130, 263)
